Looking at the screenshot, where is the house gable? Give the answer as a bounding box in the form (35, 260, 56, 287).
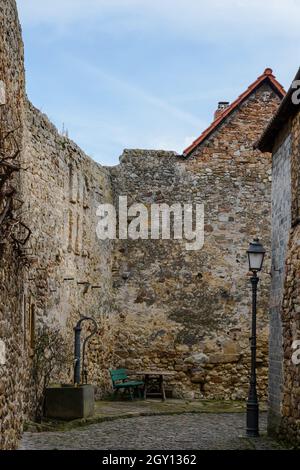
(184, 68, 285, 157)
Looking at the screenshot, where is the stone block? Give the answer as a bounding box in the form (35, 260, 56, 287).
(184, 353, 209, 365)
(208, 353, 241, 364)
(190, 368, 206, 384)
(44, 385, 95, 420)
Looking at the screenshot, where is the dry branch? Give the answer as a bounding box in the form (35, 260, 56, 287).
(0, 104, 31, 256)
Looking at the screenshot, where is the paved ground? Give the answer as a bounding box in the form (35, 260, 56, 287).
(20, 412, 285, 450)
(23, 399, 264, 433)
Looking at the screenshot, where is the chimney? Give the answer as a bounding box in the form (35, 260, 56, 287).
(214, 101, 230, 120)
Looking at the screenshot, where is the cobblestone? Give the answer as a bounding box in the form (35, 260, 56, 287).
(20, 413, 285, 450)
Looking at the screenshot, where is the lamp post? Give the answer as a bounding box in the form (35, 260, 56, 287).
(246, 238, 265, 437)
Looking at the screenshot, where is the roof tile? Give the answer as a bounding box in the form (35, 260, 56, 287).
(183, 68, 286, 156)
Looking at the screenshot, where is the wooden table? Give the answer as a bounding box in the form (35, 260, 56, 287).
(133, 371, 175, 401)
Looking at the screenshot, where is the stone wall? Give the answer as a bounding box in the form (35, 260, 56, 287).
(0, 0, 27, 450)
(0, 0, 119, 442)
(0, 0, 287, 448)
(110, 83, 281, 400)
(20, 101, 117, 412)
(279, 110, 300, 446)
(268, 128, 292, 434)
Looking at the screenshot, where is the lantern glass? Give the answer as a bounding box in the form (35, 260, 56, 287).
(247, 239, 265, 272)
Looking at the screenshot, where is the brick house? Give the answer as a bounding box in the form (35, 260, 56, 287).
(257, 67, 300, 445)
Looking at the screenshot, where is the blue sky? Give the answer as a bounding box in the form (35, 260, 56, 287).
(16, 0, 300, 166)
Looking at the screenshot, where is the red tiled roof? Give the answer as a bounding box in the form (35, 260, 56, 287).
(183, 68, 286, 156)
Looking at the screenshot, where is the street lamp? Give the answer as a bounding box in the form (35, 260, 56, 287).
(246, 238, 265, 437)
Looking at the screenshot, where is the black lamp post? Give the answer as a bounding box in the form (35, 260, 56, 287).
(246, 238, 265, 437)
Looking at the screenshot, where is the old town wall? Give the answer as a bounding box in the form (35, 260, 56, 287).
(20, 101, 117, 410)
(268, 125, 292, 434)
(0, 0, 287, 448)
(257, 70, 300, 445)
(0, 0, 26, 450)
(110, 83, 281, 400)
(279, 110, 300, 445)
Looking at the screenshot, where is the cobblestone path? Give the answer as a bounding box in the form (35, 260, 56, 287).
(20, 413, 285, 450)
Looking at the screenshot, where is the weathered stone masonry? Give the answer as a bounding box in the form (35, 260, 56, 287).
(110, 79, 283, 400)
(0, 2, 117, 448)
(15, 68, 284, 410)
(0, 0, 287, 449)
(0, 0, 26, 450)
(258, 68, 300, 446)
(269, 131, 291, 432)
(21, 101, 118, 402)
(275, 110, 300, 445)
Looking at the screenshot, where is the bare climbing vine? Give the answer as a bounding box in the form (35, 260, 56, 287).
(0, 102, 31, 257)
(31, 325, 72, 422)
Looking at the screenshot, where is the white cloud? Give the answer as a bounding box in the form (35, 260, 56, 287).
(75, 60, 205, 128)
(16, 0, 143, 25)
(50, 110, 196, 164)
(16, 0, 300, 41)
(15, 0, 300, 164)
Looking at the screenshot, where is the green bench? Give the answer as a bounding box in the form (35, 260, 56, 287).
(109, 368, 144, 400)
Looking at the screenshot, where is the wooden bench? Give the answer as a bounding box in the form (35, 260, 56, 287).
(109, 368, 144, 400)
